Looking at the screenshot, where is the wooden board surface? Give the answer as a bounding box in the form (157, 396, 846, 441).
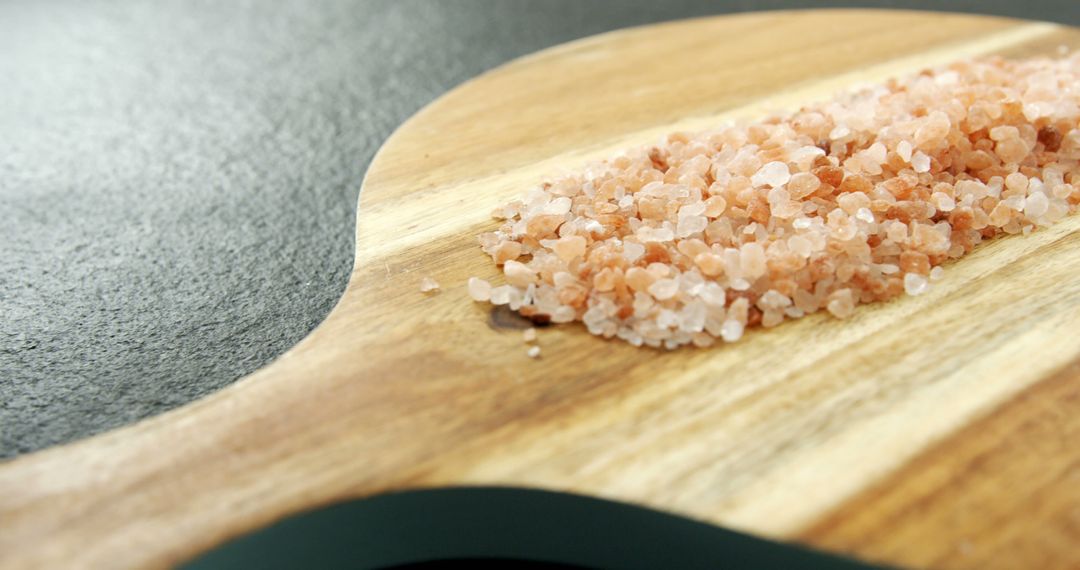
(3, 9, 1080, 569)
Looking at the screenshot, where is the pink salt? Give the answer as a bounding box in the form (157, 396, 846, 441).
(467, 55, 1080, 349)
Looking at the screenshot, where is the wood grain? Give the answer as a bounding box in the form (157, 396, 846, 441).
(799, 358, 1080, 569)
(2, 10, 1080, 569)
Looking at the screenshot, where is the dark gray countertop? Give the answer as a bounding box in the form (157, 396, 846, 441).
(3, 0, 1077, 458)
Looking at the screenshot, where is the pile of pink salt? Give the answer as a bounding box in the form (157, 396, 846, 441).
(468, 55, 1080, 349)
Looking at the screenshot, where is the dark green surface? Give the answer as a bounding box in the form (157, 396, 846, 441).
(184, 488, 887, 569)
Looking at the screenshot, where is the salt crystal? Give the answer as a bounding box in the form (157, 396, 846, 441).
(527, 345, 541, 358)
(826, 289, 855, 319)
(647, 262, 672, 278)
(504, 260, 536, 287)
(788, 172, 820, 198)
(679, 202, 707, 217)
(639, 226, 675, 243)
(544, 196, 573, 216)
(679, 271, 705, 295)
(625, 267, 654, 292)
(622, 241, 646, 262)
(700, 282, 727, 307)
(767, 187, 790, 206)
(897, 140, 913, 162)
(703, 196, 727, 217)
(759, 290, 792, 310)
(751, 161, 791, 188)
(837, 192, 869, 215)
(719, 319, 744, 342)
(657, 309, 678, 329)
(739, 242, 767, 280)
(419, 277, 440, 293)
(877, 263, 900, 275)
(865, 142, 887, 165)
(551, 306, 576, 323)
(522, 328, 537, 342)
(990, 125, 1020, 141)
(490, 285, 514, 305)
(648, 278, 679, 301)
(593, 268, 617, 292)
(676, 215, 708, 237)
(931, 192, 956, 212)
(929, 266, 944, 281)
(1025, 191, 1049, 219)
(787, 235, 812, 257)
(995, 138, 1028, 163)
(491, 241, 522, 264)
(855, 207, 875, 223)
(830, 125, 851, 139)
(552, 235, 587, 262)
(677, 300, 707, 333)
(911, 152, 931, 173)
(904, 273, 929, 296)
(761, 310, 784, 328)
(467, 277, 491, 301)
(507, 288, 524, 310)
(914, 111, 951, 147)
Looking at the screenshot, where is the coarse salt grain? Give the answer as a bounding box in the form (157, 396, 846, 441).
(911, 152, 931, 173)
(467, 277, 491, 301)
(752, 161, 791, 188)
(419, 277, 440, 293)
(904, 273, 929, 296)
(523, 327, 537, 342)
(469, 55, 1080, 349)
(527, 345, 541, 358)
(648, 278, 679, 300)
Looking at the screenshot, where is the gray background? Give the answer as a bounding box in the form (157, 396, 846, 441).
(3, 0, 1078, 458)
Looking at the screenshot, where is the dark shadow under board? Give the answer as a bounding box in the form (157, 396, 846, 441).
(184, 487, 888, 569)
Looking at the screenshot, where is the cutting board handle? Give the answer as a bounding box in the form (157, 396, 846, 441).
(0, 311, 467, 568)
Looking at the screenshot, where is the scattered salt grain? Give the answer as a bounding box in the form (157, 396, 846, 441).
(419, 277, 440, 293)
(527, 345, 541, 359)
(523, 327, 537, 342)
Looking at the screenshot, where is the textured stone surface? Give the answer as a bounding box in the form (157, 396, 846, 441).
(2, 0, 1075, 457)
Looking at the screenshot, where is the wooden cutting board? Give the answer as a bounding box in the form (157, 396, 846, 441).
(3, 9, 1080, 569)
